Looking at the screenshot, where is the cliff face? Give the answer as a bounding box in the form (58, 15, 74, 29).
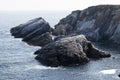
(54, 5, 120, 44)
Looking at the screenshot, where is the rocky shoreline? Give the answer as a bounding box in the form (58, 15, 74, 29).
(10, 5, 120, 67)
(10, 17, 110, 67)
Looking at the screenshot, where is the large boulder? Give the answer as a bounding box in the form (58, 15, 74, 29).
(53, 5, 120, 44)
(35, 35, 110, 67)
(10, 17, 53, 46)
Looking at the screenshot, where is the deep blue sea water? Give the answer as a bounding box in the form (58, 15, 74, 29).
(0, 11, 120, 80)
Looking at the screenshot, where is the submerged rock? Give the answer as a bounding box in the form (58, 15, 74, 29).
(54, 5, 120, 44)
(35, 35, 110, 67)
(118, 74, 120, 77)
(10, 17, 53, 46)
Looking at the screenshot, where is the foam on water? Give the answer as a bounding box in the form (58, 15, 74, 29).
(100, 69, 117, 74)
(26, 65, 60, 70)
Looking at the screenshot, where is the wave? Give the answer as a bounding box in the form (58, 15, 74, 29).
(25, 65, 60, 70)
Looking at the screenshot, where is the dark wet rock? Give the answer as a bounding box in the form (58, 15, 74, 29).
(10, 17, 53, 46)
(35, 35, 110, 67)
(118, 74, 120, 77)
(86, 42, 111, 58)
(54, 5, 120, 44)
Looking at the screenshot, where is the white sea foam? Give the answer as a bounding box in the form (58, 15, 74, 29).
(26, 65, 60, 70)
(100, 69, 117, 74)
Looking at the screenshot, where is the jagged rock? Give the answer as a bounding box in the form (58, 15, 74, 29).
(35, 35, 110, 67)
(10, 17, 53, 46)
(54, 5, 120, 44)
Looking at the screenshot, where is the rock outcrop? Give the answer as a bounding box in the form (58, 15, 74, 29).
(23, 32, 53, 46)
(53, 5, 120, 44)
(10, 17, 53, 46)
(35, 35, 110, 67)
(10, 7, 112, 67)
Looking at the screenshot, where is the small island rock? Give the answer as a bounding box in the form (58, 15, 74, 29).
(35, 35, 110, 67)
(10, 17, 53, 46)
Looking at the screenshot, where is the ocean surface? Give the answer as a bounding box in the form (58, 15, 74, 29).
(0, 11, 120, 80)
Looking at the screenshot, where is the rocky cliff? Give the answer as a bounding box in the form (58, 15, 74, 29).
(54, 5, 120, 44)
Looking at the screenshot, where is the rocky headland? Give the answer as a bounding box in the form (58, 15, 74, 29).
(53, 5, 120, 44)
(10, 5, 120, 67)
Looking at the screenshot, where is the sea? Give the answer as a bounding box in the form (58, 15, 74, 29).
(0, 11, 120, 80)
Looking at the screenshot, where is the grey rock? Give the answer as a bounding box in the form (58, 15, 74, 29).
(53, 10, 81, 35)
(54, 5, 120, 44)
(35, 35, 110, 67)
(23, 32, 53, 46)
(53, 34, 77, 41)
(10, 17, 53, 46)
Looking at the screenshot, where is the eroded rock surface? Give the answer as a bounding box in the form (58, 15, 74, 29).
(23, 32, 53, 46)
(35, 35, 110, 67)
(54, 5, 120, 44)
(10, 17, 53, 46)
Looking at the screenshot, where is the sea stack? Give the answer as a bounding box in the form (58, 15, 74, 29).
(10, 17, 53, 46)
(35, 35, 110, 66)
